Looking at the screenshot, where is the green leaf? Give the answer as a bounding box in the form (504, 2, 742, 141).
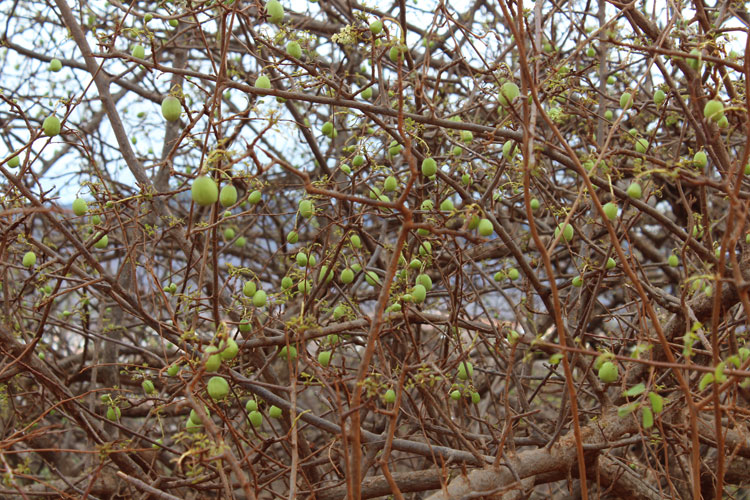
(624, 383, 646, 397)
(617, 402, 638, 418)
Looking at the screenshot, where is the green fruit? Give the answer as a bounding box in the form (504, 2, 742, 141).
(248, 410, 262, 428)
(626, 182, 642, 200)
(246, 399, 258, 412)
(602, 202, 618, 221)
(239, 319, 252, 332)
(471, 391, 481, 404)
(252, 290, 267, 307)
(7, 155, 19, 168)
(297, 279, 311, 294)
(508, 268, 519, 280)
(191, 176, 219, 206)
(352, 155, 365, 167)
(296, 252, 308, 267)
(388, 45, 404, 63)
(351, 263, 362, 273)
(642, 406, 654, 429)
(142, 380, 155, 395)
(255, 75, 271, 89)
(370, 20, 383, 34)
(286, 231, 299, 244)
(493, 271, 503, 282)
(477, 218, 493, 236)
(279, 345, 297, 360)
(169, 19, 178, 27)
(219, 338, 239, 360)
(409, 258, 421, 270)
(281, 276, 293, 290)
(22, 250, 36, 268)
(530, 198, 540, 211)
(161, 96, 181, 122)
(204, 346, 222, 372)
(106, 406, 121, 421)
(635, 138, 648, 154)
(318, 351, 332, 367)
(319, 265, 333, 283)
(286, 41, 302, 59)
(340, 268, 354, 284)
(94, 234, 108, 249)
(219, 184, 238, 207)
(693, 151, 707, 168)
(457, 361, 473, 380)
(668, 254, 679, 267)
(321, 121, 334, 136)
(384, 176, 398, 192)
(144, 13, 153, 23)
(450, 390, 461, 401)
(186, 418, 203, 433)
(333, 305, 346, 320)
(364, 271, 380, 286)
(412, 284, 427, 303)
(189, 407, 209, 425)
(350, 234, 362, 248)
(555, 223, 574, 242)
(131, 45, 145, 59)
(606, 258, 616, 270)
(452, 146, 462, 156)
(461, 130, 473, 143)
(586, 47, 596, 57)
(49, 58, 62, 72)
(299, 199, 313, 218)
(207, 376, 229, 400)
(243, 281, 257, 297)
(572, 276, 583, 287)
(598, 361, 618, 383)
(619, 92, 633, 110)
(653, 89, 666, 106)
(224, 228, 235, 239)
(72, 198, 88, 216)
(703, 100, 724, 122)
(440, 199, 454, 212)
(384, 389, 396, 403)
(360, 88, 372, 100)
(421, 157, 437, 177)
(604, 110, 613, 120)
(416, 273, 432, 291)
(266, 0, 284, 24)
(718, 116, 729, 128)
(418, 241, 432, 256)
(498, 81, 520, 106)
(648, 391, 664, 413)
(269, 405, 282, 418)
(420, 200, 434, 211)
(248, 190, 262, 204)
(687, 48, 702, 71)
(43, 115, 61, 136)
(502, 140, 517, 160)
(167, 363, 180, 376)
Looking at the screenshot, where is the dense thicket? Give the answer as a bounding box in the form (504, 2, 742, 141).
(1, 0, 750, 498)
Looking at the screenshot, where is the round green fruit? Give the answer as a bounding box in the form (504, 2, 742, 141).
(297, 279, 311, 294)
(279, 345, 297, 360)
(450, 390, 461, 401)
(167, 363, 180, 376)
(653, 89, 666, 106)
(207, 376, 229, 400)
(286, 41, 302, 59)
(131, 45, 145, 59)
(318, 351, 332, 367)
(248, 410, 262, 428)
(572, 276, 583, 287)
(412, 284, 427, 303)
(219, 184, 238, 207)
(703, 100, 724, 122)
(268, 405, 282, 418)
(384, 176, 398, 192)
(471, 391, 481, 404)
(350, 234, 362, 248)
(626, 182, 642, 200)
(555, 223, 574, 242)
(49, 58, 62, 72)
(220, 338, 239, 360)
(619, 92, 633, 110)
(421, 157, 437, 177)
(252, 290, 267, 307)
(93, 234, 108, 249)
(246, 399, 258, 412)
(457, 361, 474, 380)
(161, 96, 181, 122)
(7, 155, 19, 168)
(72, 198, 88, 216)
(693, 151, 707, 168)
(602, 202, 618, 221)
(204, 346, 222, 372)
(598, 361, 618, 383)
(384, 389, 396, 403)
(340, 268, 354, 284)
(191, 176, 219, 206)
(299, 199, 313, 219)
(370, 20, 383, 35)
(364, 271, 380, 286)
(243, 281, 257, 297)
(606, 258, 616, 270)
(477, 218, 493, 236)
(43, 115, 61, 136)
(508, 268, 519, 280)
(255, 75, 271, 89)
(635, 138, 648, 154)
(106, 406, 121, 421)
(416, 273, 432, 291)
(248, 190, 262, 204)
(668, 254, 679, 267)
(296, 252, 308, 267)
(142, 380, 155, 395)
(499, 81, 520, 106)
(530, 198, 540, 211)
(266, 0, 284, 24)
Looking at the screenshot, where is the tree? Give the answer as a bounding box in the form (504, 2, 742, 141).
(1, 0, 749, 498)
